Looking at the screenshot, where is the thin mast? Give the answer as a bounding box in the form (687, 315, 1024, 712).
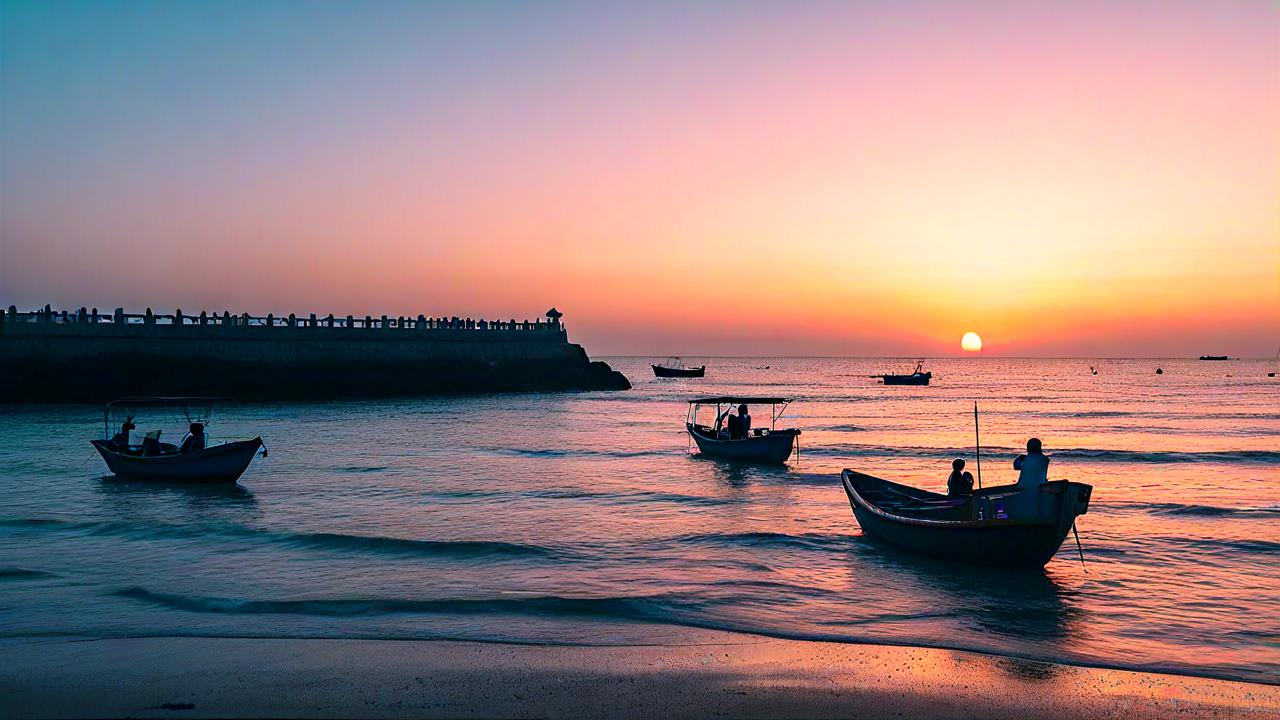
(974, 402, 983, 489)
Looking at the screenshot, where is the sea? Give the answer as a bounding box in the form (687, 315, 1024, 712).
(1, 358, 1277, 684)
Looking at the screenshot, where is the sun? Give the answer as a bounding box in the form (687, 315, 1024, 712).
(961, 332, 983, 352)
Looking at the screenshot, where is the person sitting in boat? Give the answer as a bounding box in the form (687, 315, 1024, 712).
(947, 458, 974, 496)
(735, 404, 751, 439)
(179, 422, 207, 453)
(1014, 438, 1050, 488)
(110, 417, 136, 450)
(715, 407, 734, 438)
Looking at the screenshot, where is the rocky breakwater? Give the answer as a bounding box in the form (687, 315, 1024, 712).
(0, 306, 630, 402)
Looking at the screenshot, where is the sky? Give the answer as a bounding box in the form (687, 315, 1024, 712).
(1, 0, 1277, 356)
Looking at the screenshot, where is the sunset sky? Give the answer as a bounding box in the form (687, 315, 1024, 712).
(2, 0, 1277, 356)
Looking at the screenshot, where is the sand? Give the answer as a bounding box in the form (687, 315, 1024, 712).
(2, 633, 1276, 719)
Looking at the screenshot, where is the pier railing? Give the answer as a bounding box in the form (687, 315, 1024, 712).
(0, 305, 565, 333)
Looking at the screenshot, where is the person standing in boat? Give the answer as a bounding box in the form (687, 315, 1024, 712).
(1014, 438, 1050, 488)
(736, 404, 751, 438)
(947, 458, 974, 496)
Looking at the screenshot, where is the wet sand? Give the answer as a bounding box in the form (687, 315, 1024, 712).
(3, 633, 1276, 719)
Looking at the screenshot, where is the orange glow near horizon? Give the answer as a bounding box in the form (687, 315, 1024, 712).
(1, 2, 1277, 356)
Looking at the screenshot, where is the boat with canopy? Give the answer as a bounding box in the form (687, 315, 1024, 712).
(91, 397, 265, 483)
(685, 396, 800, 464)
(653, 358, 705, 378)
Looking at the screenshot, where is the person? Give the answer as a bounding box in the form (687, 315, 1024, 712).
(1013, 437, 1050, 488)
(110, 417, 136, 450)
(179, 422, 206, 453)
(736, 404, 751, 438)
(715, 406, 734, 438)
(947, 458, 974, 496)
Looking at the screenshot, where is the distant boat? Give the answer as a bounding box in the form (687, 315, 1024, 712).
(1199, 355, 1229, 361)
(881, 361, 931, 386)
(653, 358, 705, 378)
(686, 396, 799, 464)
(91, 397, 264, 483)
(841, 470, 1092, 568)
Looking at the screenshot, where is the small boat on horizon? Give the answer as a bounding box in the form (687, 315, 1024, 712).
(91, 397, 265, 483)
(653, 357, 705, 378)
(686, 396, 799, 464)
(1199, 355, 1229, 361)
(881, 361, 931, 386)
(841, 470, 1092, 568)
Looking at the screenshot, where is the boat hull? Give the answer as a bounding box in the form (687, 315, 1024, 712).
(882, 372, 931, 386)
(653, 365, 705, 378)
(842, 470, 1091, 568)
(688, 426, 798, 464)
(91, 438, 263, 483)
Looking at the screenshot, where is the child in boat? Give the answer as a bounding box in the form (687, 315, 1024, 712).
(947, 458, 974, 496)
(1014, 438, 1050, 488)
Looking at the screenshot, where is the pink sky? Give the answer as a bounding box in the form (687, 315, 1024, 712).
(1, 1, 1277, 356)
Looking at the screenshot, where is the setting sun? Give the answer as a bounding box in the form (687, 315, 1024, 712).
(961, 332, 983, 352)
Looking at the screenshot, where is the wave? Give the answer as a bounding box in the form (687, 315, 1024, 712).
(672, 531, 853, 552)
(807, 444, 1280, 464)
(277, 533, 563, 560)
(1145, 503, 1280, 518)
(0, 568, 53, 580)
(3, 517, 566, 561)
(114, 587, 696, 621)
(1157, 536, 1280, 555)
(486, 447, 667, 460)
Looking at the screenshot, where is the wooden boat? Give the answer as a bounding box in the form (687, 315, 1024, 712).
(91, 397, 264, 483)
(841, 469, 1092, 568)
(92, 437, 264, 483)
(686, 397, 799, 464)
(653, 358, 705, 378)
(882, 361, 931, 386)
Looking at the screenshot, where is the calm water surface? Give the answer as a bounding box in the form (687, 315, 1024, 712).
(1, 358, 1277, 684)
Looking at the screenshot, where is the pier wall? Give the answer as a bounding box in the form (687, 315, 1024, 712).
(0, 307, 630, 402)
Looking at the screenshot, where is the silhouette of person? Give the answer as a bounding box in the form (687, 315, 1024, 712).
(948, 458, 974, 496)
(1014, 438, 1050, 488)
(179, 422, 206, 453)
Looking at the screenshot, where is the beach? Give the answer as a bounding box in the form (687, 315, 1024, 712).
(3, 633, 1277, 719)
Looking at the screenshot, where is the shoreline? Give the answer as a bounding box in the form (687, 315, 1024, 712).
(4, 634, 1276, 719)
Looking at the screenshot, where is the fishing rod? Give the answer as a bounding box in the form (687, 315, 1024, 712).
(973, 402, 982, 489)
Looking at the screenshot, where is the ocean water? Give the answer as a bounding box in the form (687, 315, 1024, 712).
(1, 358, 1277, 684)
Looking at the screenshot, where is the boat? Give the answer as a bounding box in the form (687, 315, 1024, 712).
(653, 358, 705, 378)
(686, 396, 800, 464)
(1199, 355, 1229, 361)
(841, 470, 1092, 568)
(881, 361, 931, 386)
(91, 397, 265, 483)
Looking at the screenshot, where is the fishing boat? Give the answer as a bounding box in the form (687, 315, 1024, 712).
(653, 358, 705, 378)
(91, 397, 265, 483)
(841, 470, 1092, 568)
(686, 396, 799, 464)
(881, 361, 931, 386)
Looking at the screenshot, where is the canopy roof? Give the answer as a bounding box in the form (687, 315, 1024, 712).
(687, 396, 790, 405)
